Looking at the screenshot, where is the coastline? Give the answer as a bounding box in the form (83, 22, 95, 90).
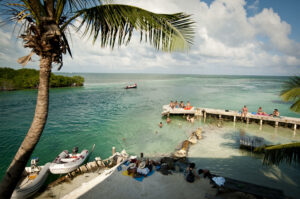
(34, 122, 295, 199)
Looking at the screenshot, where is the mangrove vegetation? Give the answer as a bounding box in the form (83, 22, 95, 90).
(0, 67, 84, 91)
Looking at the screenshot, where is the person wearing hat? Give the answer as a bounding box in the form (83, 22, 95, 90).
(127, 163, 137, 176)
(137, 161, 151, 176)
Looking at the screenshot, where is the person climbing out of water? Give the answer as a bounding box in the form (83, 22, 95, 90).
(167, 117, 171, 124)
(241, 105, 248, 121)
(185, 163, 199, 183)
(186, 115, 190, 122)
(159, 122, 163, 128)
(190, 116, 195, 123)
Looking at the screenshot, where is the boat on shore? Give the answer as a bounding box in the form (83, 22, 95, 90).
(125, 83, 137, 89)
(50, 145, 94, 174)
(12, 159, 51, 199)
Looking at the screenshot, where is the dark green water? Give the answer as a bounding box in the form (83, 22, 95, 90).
(0, 74, 299, 197)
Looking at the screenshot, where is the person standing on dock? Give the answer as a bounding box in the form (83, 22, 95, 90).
(241, 105, 248, 121)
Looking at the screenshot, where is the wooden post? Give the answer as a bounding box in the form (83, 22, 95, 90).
(204, 111, 206, 118)
(112, 146, 116, 155)
(275, 121, 279, 128)
(246, 118, 249, 124)
(260, 119, 263, 126)
(233, 116, 236, 122)
(219, 114, 222, 120)
(294, 124, 297, 130)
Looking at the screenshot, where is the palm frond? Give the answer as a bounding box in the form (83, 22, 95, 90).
(76, 4, 195, 51)
(263, 142, 300, 165)
(280, 76, 300, 113)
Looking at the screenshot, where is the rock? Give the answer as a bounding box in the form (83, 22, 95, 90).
(188, 135, 197, 144)
(195, 128, 202, 139)
(174, 149, 186, 158)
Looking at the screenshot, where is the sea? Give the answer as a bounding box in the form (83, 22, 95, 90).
(0, 74, 299, 197)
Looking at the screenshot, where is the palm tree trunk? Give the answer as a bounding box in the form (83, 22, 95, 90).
(0, 56, 52, 198)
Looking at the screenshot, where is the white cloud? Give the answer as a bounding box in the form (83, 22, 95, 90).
(0, 0, 299, 75)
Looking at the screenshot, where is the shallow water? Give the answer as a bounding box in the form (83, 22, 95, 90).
(0, 74, 299, 196)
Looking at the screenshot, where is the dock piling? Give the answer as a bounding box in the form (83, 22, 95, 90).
(260, 119, 263, 126)
(246, 118, 249, 124)
(233, 116, 236, 122)
(294, 124, 297, 130)
(112, 146, 116, 155)
(275, 121, 279, 128)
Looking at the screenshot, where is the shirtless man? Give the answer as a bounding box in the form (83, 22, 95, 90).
(241, 105, 248, 121)
(271, 109, 280, 117)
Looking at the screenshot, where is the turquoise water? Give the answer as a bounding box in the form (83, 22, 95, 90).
(0, 74, 299, 197)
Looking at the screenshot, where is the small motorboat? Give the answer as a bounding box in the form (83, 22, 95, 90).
(49, 145, 94, 174)
(12, 158, 51, 199)
(125, 83, 137, 89)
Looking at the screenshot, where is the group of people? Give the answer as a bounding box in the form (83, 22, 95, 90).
(127, 153, 157, 177)
(241, 105, 280, 120)
(169, 100, 192, 110)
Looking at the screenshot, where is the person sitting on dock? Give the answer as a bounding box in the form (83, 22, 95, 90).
(180, 101, 184, 108)
(270, 109, 280, 117)
(257, 107, 267, 115)
(241, 105, 248, 121)
(175, 100, 179, 108)
(169, 101, 174, 109)
(186, 101, 191, 108)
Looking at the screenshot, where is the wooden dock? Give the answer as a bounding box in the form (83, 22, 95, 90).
(162, 105, 300, 130)
(212, 175, 285, 199)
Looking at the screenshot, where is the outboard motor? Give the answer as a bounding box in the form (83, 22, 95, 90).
(72, 147, 79, 155)
(30, 157, 39, 170)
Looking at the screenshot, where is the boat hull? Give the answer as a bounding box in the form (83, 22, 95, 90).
(50, 150, 89, 174)
(11, 163, 51, 199)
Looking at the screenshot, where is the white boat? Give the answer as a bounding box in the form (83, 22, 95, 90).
(12, 160, 51, 199)
(49, 145, 94, 174)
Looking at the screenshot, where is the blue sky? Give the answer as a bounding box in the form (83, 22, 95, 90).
(0, 0, 299, 75)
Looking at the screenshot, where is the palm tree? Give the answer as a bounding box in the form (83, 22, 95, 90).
(281, 76, 300, 113)
(0, 0, 194, 197)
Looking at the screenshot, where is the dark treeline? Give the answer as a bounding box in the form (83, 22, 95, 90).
(0, 67, 84, 91)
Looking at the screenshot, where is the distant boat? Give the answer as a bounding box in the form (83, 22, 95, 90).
(49, 145, 95, 174)
(12, 159, 51, 199)
(125, 83, 137, 89)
